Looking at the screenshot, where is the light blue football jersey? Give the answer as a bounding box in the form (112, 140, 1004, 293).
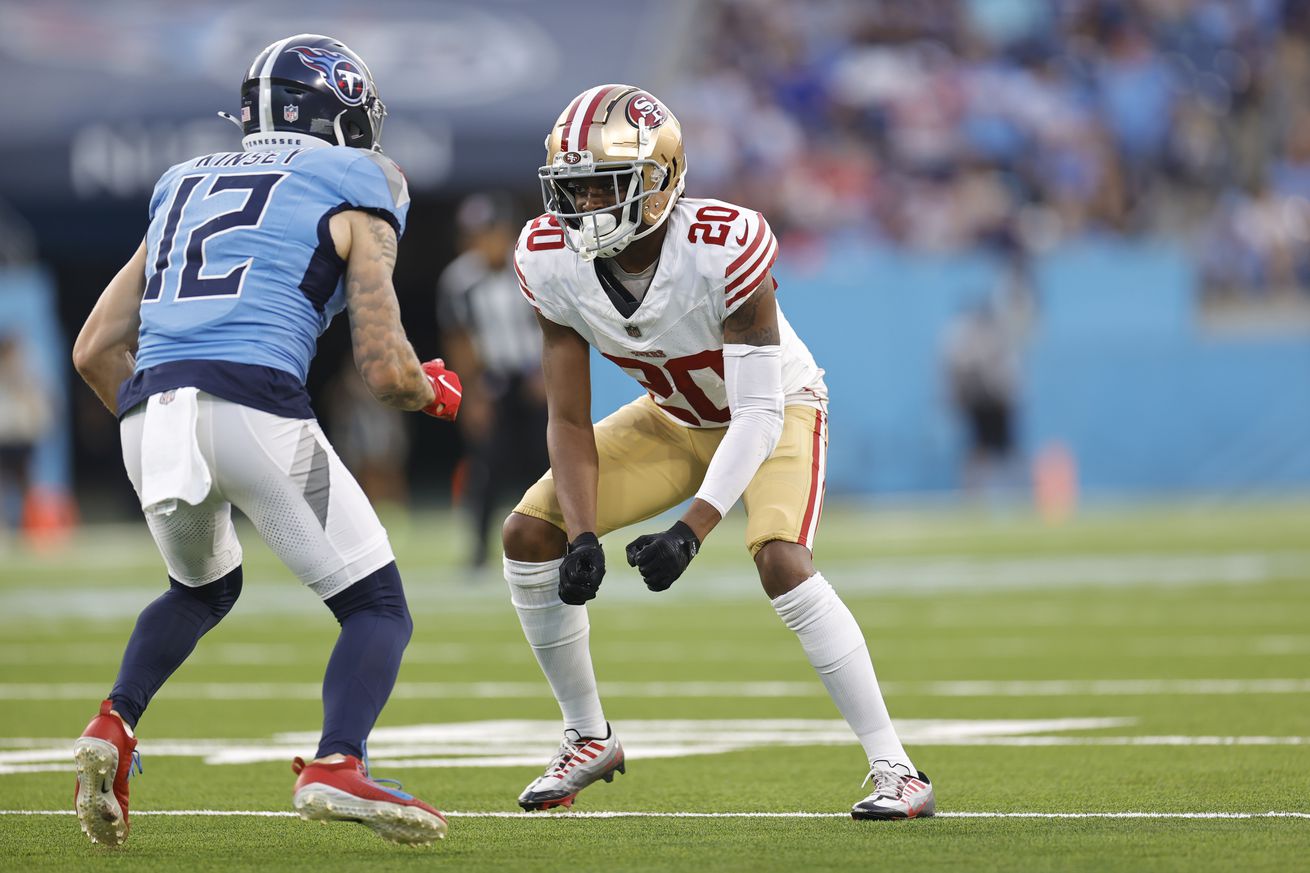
(134, 145, 409, 384)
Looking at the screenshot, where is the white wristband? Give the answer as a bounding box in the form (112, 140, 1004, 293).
(694, 344, 784, 515)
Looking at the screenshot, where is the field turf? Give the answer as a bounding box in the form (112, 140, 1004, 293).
(1, 500, 1307, 871)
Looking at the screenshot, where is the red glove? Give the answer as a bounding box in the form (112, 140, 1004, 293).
(420, 359, 462, 420)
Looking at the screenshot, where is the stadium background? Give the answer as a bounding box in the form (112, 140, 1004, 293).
(0, 3, 1308, 870)
(3, 0, 1309, 520)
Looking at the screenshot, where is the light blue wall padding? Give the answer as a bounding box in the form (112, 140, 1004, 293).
(1033, 239, 1194, 340)
(1024, 335, 1310, 493)
(588, 238, 1310, 497)
(0, 266, 71, 490)
(1022, 240, 1310, 494)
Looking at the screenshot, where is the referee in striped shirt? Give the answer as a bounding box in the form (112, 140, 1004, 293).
(437, 193, 548, 570)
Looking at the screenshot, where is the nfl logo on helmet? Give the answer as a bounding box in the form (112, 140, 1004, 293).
(283, 104, 299, 122)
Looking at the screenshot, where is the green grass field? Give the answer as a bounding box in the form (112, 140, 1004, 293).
(1, 500, 1308, 871)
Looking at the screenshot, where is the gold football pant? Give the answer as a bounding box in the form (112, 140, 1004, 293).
(513, 394, 828, 554)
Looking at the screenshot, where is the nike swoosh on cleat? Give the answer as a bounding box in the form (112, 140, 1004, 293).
(437, 375, 462, 397)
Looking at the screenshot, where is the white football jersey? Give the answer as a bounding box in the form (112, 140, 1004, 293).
(514, 197, 827, 428)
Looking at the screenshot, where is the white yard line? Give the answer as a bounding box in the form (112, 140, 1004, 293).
(909, 678, 1310, 696)
(0, 809, 1306, 820)
(2, 677, 1308, 701)
(6, 635, 1309, 666)
(6, 550, 1310, 623)
(4, 714, 1306, 775)
(4, 733, 1306, 774)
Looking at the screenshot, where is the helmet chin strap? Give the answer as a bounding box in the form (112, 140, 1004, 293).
(217, 111, 243, 130)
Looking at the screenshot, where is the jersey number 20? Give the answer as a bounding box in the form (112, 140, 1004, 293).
(143, 172, 286, 303)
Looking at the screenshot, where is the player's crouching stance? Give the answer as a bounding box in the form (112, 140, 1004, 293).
(70, 35, 458, 846)
(503, 85, 934, 820)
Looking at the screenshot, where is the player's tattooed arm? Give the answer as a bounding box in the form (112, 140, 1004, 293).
(723, 272, 780, 347)
(538, 313, 600, 539)
(73, 238, 146, 413)
(336, 210, 435, 411)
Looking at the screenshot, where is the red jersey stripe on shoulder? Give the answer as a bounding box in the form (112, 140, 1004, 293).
(725, 244, 778, 308)
(725, 265, 775, 309)
(725, 212, 768, 278)
(725, 235, 779, 304)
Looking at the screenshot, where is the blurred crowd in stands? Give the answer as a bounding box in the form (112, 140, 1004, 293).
(676, 0, 1310, 302)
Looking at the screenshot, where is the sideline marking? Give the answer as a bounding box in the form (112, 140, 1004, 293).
(1, 809, 1307, 819)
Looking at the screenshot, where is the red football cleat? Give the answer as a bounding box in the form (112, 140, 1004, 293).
(292, 755, 447, 845)
(73, 700, 141, 846)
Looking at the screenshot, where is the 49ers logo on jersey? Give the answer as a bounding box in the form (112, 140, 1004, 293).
(626, 92, 667, 129)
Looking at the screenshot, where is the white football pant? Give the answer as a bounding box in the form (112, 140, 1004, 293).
(120, 392, 394, 598)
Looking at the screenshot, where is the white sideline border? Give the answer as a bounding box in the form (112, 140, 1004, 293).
(1, 809, 1307, 820)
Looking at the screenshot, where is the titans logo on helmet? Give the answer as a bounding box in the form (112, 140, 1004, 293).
(290, 46, 368, 106)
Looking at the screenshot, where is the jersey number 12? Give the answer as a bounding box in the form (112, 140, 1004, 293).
(143, 172, 286, 303)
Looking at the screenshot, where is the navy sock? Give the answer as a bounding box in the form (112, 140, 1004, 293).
(109, 566, 243, 728)
(316, 562, 413, 759)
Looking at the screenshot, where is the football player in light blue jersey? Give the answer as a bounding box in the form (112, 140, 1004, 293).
(70, 34, 459, 847)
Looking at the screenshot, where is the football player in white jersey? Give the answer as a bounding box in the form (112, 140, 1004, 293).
(502, 84, 934, 820)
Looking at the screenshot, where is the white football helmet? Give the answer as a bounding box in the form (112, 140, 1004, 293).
(539, 84, 687, 260)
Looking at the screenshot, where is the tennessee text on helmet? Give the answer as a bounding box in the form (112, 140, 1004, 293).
(220, 33, 388, 152)
(539, 84, 687, 261)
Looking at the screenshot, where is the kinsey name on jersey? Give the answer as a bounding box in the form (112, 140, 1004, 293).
(192, 149, 309, 168)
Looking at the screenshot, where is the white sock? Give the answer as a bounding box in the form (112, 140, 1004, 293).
(505, 556, 608, 738)
(772, 572, 913, 771)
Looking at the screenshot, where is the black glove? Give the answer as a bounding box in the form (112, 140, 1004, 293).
(559, 532, 605, 605)
(625, 521, 700, 592)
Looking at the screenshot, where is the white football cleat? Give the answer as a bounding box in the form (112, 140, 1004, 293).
(518, 725, 625, 810)
(850, 760, 935, 820)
